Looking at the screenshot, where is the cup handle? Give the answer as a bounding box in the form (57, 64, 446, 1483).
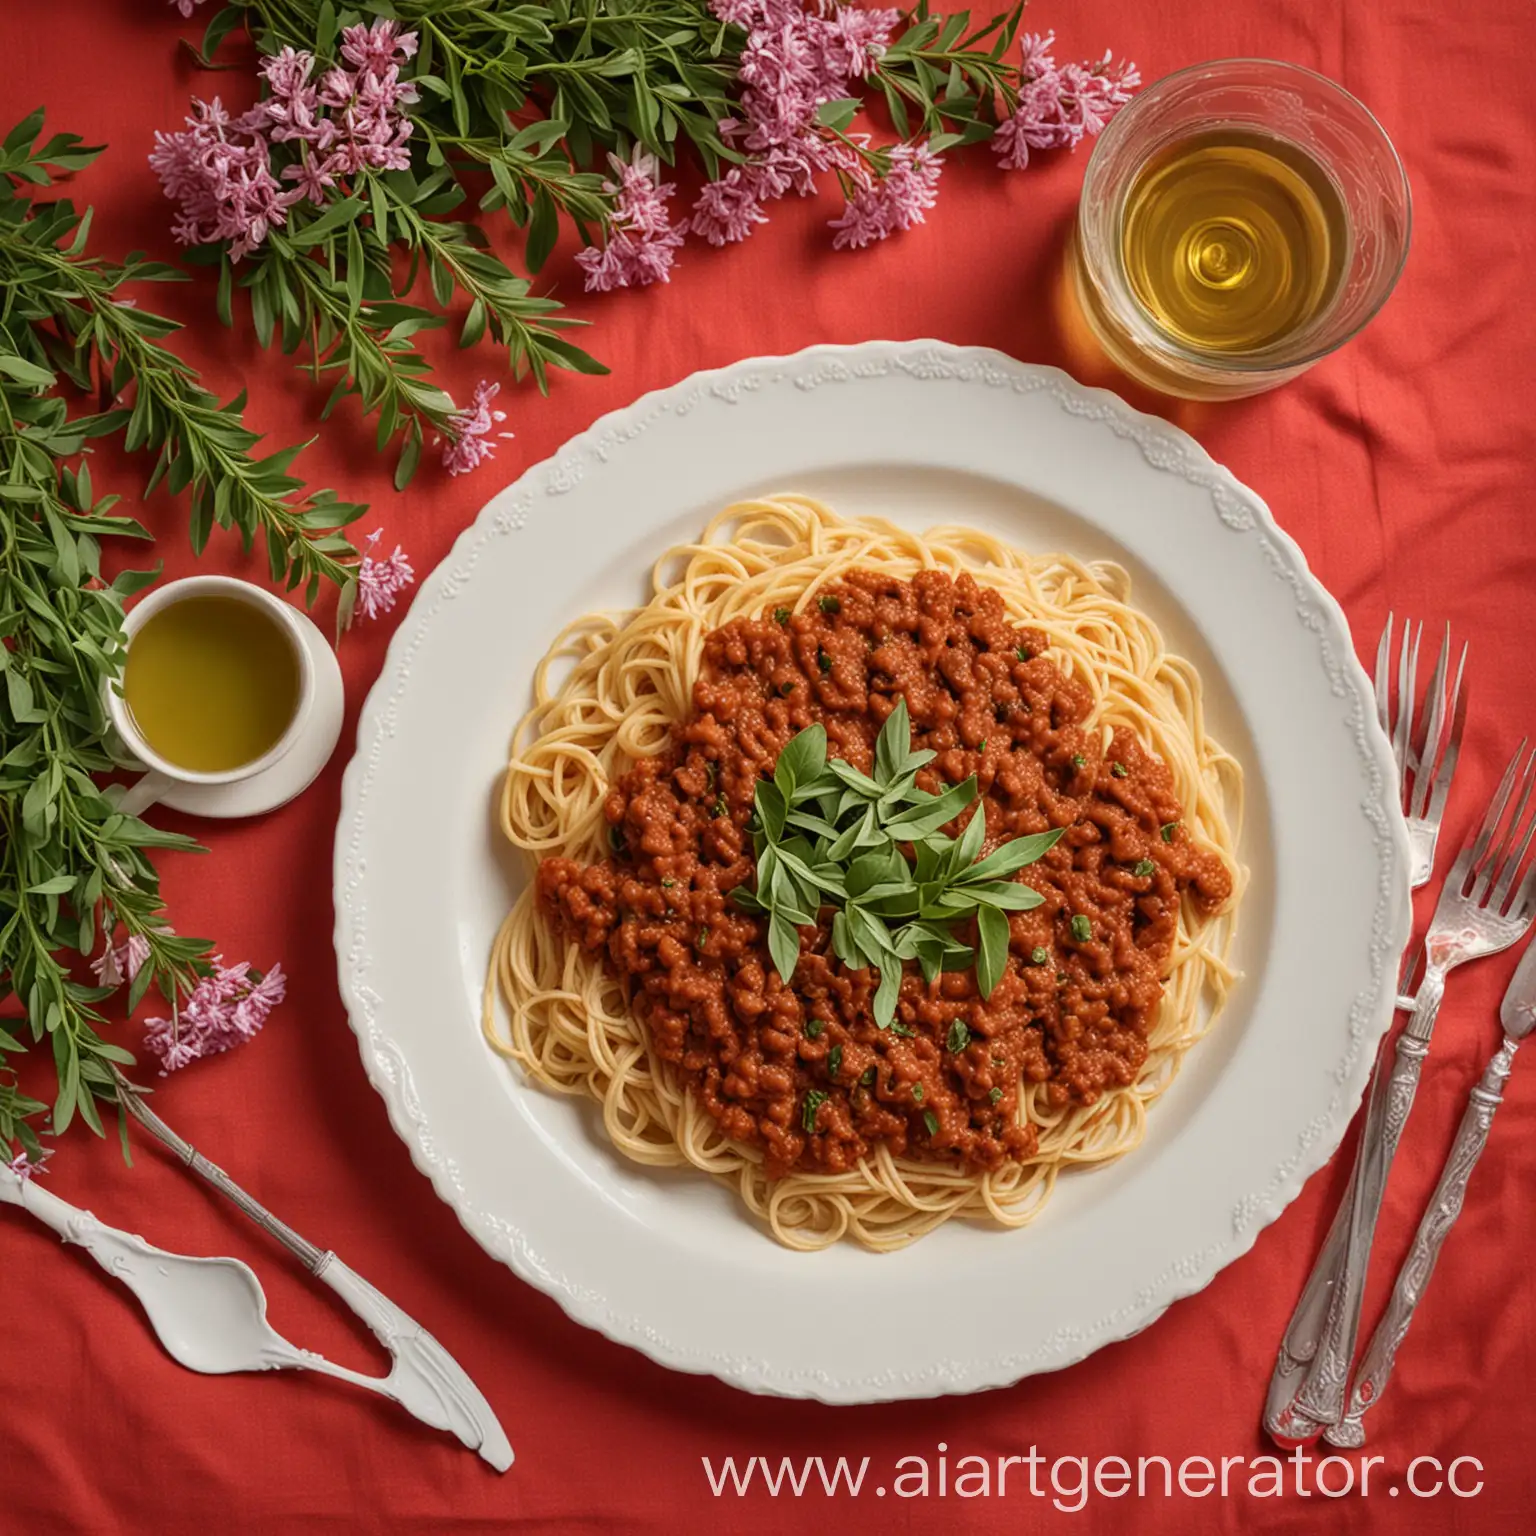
(117, 771, 174, 818)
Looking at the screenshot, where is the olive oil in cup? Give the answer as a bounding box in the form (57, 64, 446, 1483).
(107, 577, 315, 815)
(1072, 60, 1410, 400)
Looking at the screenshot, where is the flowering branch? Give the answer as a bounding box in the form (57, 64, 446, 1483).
(155, 17, 606, 486)
(161, 3, 1135, 482)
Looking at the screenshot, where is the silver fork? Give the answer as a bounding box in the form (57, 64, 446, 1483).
(1267, 739, 1536, 1444)
(1263, 617, 1466, 1440)
(1377, 615, 1468, 887)
(1324, 932, 1536, 1445)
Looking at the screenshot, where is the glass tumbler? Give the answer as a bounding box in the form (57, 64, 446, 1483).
(1071, 59, 1412, 400)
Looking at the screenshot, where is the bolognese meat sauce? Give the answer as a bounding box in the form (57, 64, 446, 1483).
(537, 570, 1231, 1180)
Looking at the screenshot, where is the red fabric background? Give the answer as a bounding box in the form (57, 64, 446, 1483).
(3, 2, 1535, 1531)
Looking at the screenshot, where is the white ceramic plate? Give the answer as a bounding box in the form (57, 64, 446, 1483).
(334, 342, 1410, 1403)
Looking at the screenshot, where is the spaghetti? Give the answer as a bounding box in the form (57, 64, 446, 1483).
(484, 496, 1243, 1250)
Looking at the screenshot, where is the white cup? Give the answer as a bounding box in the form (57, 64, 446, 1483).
(107, 575, 316, 817)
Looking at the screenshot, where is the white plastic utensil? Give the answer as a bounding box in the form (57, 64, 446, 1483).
(0, 1163, 512, 1471)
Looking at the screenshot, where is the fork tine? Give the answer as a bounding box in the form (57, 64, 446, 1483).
(1408, 624, 1453, 820)
(1423, 644, 1469, 829)
(1471, 744, 1532, 900)
(1513, 860, 1536, 924)
(1460, 739, 1526, 894)
(1374, 613, 1395, 770)
(1480, 749, 1536, 903)
(1392, 620, 1420, 785)
(1494, 808, 1536, 913)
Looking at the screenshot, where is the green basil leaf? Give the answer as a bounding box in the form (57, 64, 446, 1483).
(774, 723, 827, 799)
(884, 775, 978, 840)
(874, 696, 911, 785)
(826, 756, 882, 799)
(976, 903, 1010, 998)
(965, 881, 1045, 912)
(767, 909, 800, 982)
(954, 826, 1067, 884)
(756, 778, 788, 843)
(830, 909, 861, 969)
(874, 949, 902, 1028)
(953, 798, 987, 870)
(785, 808, 841, 840)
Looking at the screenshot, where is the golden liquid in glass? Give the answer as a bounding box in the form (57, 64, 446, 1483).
(1120, 130, 1348, 354)
(124, 595, 300, 773)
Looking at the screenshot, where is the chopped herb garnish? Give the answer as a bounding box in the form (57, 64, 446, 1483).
(805, 1018, 825, 1040)
(1111, 762, 1128, 778)
(923, 1110, 940, 1137)
(1030, 946, 1049, 966)
(977, 739, 987, 752)
(710, 795, 728, 818)
(818, 594, 841, 615)
(1133, 859, 1155, 878)
(802, 1089, 828, 1133)
(696, 927, 710, 949)
(1015, 646, 1031, 662)
(661, 878, 676, 889)
(989, 1086, 1003, 1105)
(1071, 753, 1087, 769)
(773, 607, 791, 626)
(817, 648, 832, 673)
(828, 1044, 842, 1079)
(860, 1066, 877, 1087)
(1070, 914, 1093, 943)
(779, 681, 796, 696)
(991, 1056, 1005, 1068)
(1161, 822, 1178, 843)
(890, 1022, 917, 1039)
(911, 1082, 925, 1103)
(946, 1020, 971, 1053)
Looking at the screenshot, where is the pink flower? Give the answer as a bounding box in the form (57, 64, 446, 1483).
(91, 935, 152, 989)
(993, 33, 1137, 171)
(150, 97, 298, 260)
(818, 7, 900, 80)
(261, 46, 316, 101)
(746, 134, 841, 199)
(169, 0, 209, 15)
(575, 147, 685, 291)
(141, 959, 287, 1076)
(709, 0, 764, 23)
(153, 19, 420, 255)
(829, 140, 943, 249)
(355, 529, 416, 619)
(340, 18, 419, 72)
(6, 1149, 49, 1181)
(438, 380, 513, 478)
(690, 167, 772, 246)
(282, 148, 339, 203)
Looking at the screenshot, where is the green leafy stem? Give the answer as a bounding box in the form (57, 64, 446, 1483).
(1, 110, 367, 1154)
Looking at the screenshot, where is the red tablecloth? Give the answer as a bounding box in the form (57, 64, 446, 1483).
(4, 2, 1535, 1531)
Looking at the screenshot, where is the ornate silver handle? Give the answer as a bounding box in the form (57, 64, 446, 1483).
(1325, 1033, 1519, 1446)
(1262, 1074, 1371, 1435)
(1267, 967, 1445, 1443)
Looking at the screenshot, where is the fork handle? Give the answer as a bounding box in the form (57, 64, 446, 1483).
(1325, 1034, 1520, 1447)
(1267, 967, 1445, 1443)
(1262, 1051, 1378, 1435)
